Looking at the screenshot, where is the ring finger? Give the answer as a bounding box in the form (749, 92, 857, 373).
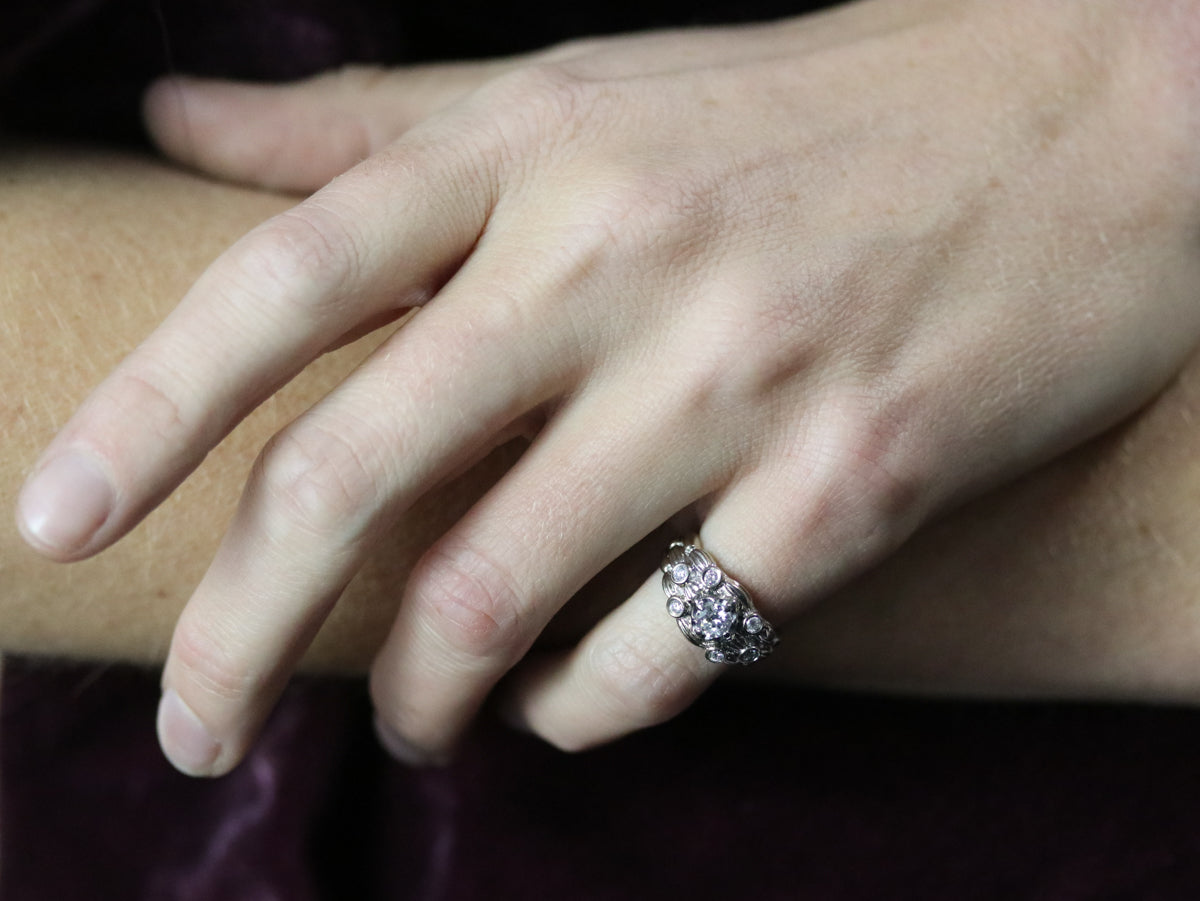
(503, 468, 847, 751)
(367, 363, 729, 761)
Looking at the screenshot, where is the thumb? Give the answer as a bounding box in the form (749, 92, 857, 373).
(143, 63, 505, 192)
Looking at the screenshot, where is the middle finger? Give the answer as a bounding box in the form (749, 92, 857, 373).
(156, 242, 580, 776)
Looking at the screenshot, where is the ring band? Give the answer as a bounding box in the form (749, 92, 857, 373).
(661, 540, 779, 665)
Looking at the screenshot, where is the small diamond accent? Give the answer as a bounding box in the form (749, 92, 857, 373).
(706, 648, 726, 663)
(667, 597, 687, 618)
(744, 614, 763, 635)
(701, 567, 722, 589)
(740, 647, 761, 663)
(670, 563, 690, 585)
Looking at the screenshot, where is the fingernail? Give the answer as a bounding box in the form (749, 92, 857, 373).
(157, 689, 221, 777)
(373, 715, 447, 768)
(17, 451, 114, 555)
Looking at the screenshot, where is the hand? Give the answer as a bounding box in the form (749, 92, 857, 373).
(17, 0, 1200, 775)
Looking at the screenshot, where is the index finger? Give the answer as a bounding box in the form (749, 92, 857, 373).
(16, 116, 496, 561)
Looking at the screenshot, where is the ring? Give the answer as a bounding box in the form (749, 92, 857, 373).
(661, 540, 779, 665)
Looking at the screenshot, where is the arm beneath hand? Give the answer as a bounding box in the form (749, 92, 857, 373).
(4, 140, 1200, 702)
(0, 143, 512, 671)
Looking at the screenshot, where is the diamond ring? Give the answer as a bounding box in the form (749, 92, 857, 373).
(661, 540, 779, 665)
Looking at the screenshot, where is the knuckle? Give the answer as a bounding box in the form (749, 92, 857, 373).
(485, 62, 589, 126)
(256, 417, 385, 538)
(415, 284, 533, 377)
(471, 62, 599, 164)
(224, 204, 364, 322)
(620, 169, 722, 238)
(171, 618, 260, 705)
(833, 396, 926, 528)
(409, 540, 528, 661)
(587, 631, 699, 729)
(788, 390, 928, 557)
(552, 167, 723, 283)
(92, 360, 197, 452)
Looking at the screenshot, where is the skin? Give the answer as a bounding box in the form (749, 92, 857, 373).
(4, 145, 1200, 700)
(12, 0, 1200, 775)
(0, 143, 514, 670)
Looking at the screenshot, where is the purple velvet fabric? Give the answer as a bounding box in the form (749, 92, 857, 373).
(9, 657, 1200, 899)
(8, 2, 1200, 898)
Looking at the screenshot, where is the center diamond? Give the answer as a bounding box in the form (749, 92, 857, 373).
(691, 595, 738, 641)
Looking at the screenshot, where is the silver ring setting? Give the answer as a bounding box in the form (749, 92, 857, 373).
(661, 540, 779, 665)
